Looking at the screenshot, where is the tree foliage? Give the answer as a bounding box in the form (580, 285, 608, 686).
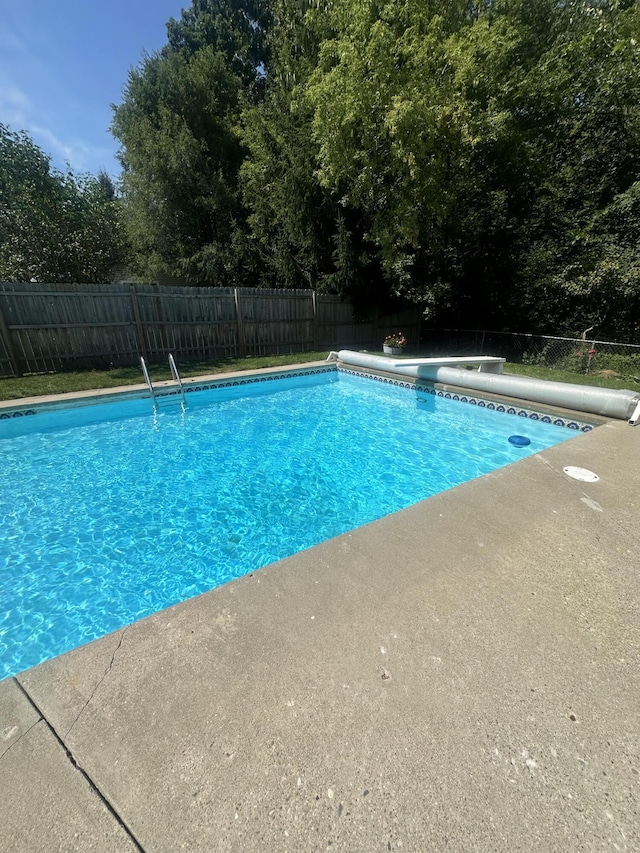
(0, 124, 126, 283)
(112, 0, 640, 339)
(112, 0, 270, 284)
(239, 0, 390, 311)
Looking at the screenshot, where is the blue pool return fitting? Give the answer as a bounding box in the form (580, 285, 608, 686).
(508, 435, 531, 447)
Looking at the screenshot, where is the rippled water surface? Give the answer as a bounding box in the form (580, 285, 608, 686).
(0, 371, 575, 679)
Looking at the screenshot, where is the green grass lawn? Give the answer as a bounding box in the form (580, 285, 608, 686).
(504, 362, 640, 391)
(1, 351, 638, 402)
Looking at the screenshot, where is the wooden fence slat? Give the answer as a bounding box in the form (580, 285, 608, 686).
(312, 291, 319, 351)
(234, 288, 246, 358)
(129, 285, 148, 363)
(0, 294, 22, 376)
(153, 283, 169, 354)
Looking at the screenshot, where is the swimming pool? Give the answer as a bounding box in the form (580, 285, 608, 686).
(0, 367, 583, 679)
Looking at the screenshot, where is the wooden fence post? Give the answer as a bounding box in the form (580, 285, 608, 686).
(129, 285, 149, 363)
(153, 283, 170, 353)
(312, 291, 319, 352)
(234, 288, 246, 357)
(374, 312, 381, 350)
(0, 295, 22, 377)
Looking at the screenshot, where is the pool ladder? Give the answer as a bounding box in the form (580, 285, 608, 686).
(141, 355, 186, 409)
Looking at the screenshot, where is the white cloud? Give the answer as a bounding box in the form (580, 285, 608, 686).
(0, 81, 67, 160)
(24, 124, 116, 175)
(0, 82, 30, 110)
(0, 78, 116, 175)
(0, 80, 31, 126)
(27, 123, 76, 165)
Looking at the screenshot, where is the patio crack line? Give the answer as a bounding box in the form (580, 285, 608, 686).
(14, 678, 146, 853)
(64, 626, 129, 740)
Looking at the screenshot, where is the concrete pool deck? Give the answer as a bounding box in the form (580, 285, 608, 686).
(1, 415, 638, 851)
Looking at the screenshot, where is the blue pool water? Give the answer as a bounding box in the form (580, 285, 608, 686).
(0, 370, 577, 679)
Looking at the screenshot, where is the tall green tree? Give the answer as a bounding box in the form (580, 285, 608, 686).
(304, 0, 640, 334)
(505, 0, 640, 337)
(304, 0, 479, 312)
(0, 124, 126, 283)
(240, 0, 394, 312)
(112, 0, 270, 284)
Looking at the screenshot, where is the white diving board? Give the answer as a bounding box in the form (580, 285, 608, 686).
(389, 356, 505, 374)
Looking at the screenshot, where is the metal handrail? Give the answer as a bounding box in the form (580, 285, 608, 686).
(140, 356, 155, 400)
(168, 353, 183, 392)
(168, 353, 186, 407)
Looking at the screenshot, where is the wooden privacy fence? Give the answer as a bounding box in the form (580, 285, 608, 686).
(0, 282, 420, 377)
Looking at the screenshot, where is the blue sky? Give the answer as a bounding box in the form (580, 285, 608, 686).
(0, 0, 186, 177)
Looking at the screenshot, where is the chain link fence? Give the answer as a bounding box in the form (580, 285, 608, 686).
(423, 329, 640, 382)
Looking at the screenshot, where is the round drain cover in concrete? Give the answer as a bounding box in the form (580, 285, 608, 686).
(563, 466, 600, 482)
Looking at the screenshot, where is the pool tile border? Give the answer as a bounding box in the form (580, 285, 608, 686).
(156, 365, 336, 398)
(0, 365, 337, 419)
(0, 408, 37, 420)
(0, 363, 595, 432)
(337, 365, 595, 432)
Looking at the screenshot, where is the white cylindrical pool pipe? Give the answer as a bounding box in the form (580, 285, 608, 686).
(337, 351, 640, 421)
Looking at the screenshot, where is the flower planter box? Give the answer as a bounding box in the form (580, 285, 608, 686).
(383, 345, 404, 355)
